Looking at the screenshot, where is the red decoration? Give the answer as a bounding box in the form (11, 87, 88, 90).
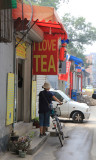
(59, 47, 67, 61)
(77, 69, 81, 72)
(58, 61, 71, 81)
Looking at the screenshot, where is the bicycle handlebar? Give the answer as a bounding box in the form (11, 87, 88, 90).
(57, 103, 63, 106)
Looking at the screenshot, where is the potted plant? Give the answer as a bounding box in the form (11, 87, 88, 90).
(14, 136, 31, 157)
(33, 117, 40, 128)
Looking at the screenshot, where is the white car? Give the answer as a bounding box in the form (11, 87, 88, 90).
(50, 89, 90, 123)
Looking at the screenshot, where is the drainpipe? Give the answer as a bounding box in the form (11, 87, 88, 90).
(22, 0, 24, 32)
(70, 71, 73, 98)
(29, 42, 33, 121)
(13, 32, 17, 130)
(81, 72, 82, 92)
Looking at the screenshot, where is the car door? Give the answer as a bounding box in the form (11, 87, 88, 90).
(51, 91, 69, 118)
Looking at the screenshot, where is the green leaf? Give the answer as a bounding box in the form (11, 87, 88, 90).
(62, 13, 96, 68)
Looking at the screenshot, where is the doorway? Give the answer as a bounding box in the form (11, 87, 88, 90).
(16, 59, 24, 121)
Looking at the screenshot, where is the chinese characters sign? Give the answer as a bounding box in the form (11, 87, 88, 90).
(16, 38, 26, 59)
(6, 73, 14, 126)
(58, 61, 71, 81)
(31, 81, 37, 119)
(33, 35, 58, 75)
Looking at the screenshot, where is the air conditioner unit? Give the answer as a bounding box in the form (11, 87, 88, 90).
(19, 22, 44, 42)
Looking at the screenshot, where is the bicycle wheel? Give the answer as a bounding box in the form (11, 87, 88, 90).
(56, 119, 64, 147)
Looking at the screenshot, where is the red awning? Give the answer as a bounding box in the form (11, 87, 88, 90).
(35, 19, 67, 39)
(32, 5, 67, 39)
(12, 3, 32, 20)
(12, 3, 67, 39)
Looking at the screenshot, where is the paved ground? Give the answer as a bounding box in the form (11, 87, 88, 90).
(1, 106, 96, 160)
(32, 106, 96, 160)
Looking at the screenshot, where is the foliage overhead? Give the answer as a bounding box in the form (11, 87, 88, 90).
(62, 13, 96, 68)
(23, 0, 69, 10)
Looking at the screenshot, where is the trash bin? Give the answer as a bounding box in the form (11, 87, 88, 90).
(71, 89, 77, 101)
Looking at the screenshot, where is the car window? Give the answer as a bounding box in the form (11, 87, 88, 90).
(51, 91, 64, 101)
(58, 90, 71, 101)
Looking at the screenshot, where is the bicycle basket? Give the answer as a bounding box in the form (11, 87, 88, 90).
(54, 107, 61, 116)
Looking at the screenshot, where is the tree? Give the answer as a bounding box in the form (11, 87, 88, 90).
(62, 13, 96, 68)
(38, 0, 59, 9)
(23, 0, 69, 10)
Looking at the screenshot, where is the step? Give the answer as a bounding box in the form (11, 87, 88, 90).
(14, 123, 50, 156)
(14, 122, 33, 136)
(27, 132, 50, 155)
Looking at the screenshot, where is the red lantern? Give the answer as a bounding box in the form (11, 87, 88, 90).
(59, 47, 67, 61)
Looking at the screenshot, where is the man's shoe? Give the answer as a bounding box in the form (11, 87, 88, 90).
(43, 133, 47, 136)
(52, 127, 56, 129)
(39, 134, 43, 138)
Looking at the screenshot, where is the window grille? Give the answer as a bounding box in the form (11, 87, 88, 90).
(0, 9, 12, 42)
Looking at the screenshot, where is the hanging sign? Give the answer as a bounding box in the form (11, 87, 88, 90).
(77, 69, 81, 72)
(58, 61, 71, 81)
(33, 35, 58, 75)
(16, 38, 26, 59)
(6, 73, 14, 126)
(31, 81, 37, 119)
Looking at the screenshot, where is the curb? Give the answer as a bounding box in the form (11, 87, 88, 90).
(27, 132, 50, 155)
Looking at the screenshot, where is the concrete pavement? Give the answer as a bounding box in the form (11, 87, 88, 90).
(0, 117, 56, 160)
(0, 128, 50, 160)
(0, 117, 65, 160)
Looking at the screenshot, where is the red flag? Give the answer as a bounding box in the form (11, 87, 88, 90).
(58, 61, 71, 81)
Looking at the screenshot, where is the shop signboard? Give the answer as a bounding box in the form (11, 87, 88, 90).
(59, 61, 71, 81)
(6, 73, 14, 125)
(31, 81, 37, 119)
(33, 35, 58, 75)
(16, 38, 26, 59)
(77, 69, 81, 72)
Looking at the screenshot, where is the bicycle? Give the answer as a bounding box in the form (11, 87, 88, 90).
(50, 104, 64, 147)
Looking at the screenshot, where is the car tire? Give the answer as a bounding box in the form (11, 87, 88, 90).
(72, 112, 83, 123)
